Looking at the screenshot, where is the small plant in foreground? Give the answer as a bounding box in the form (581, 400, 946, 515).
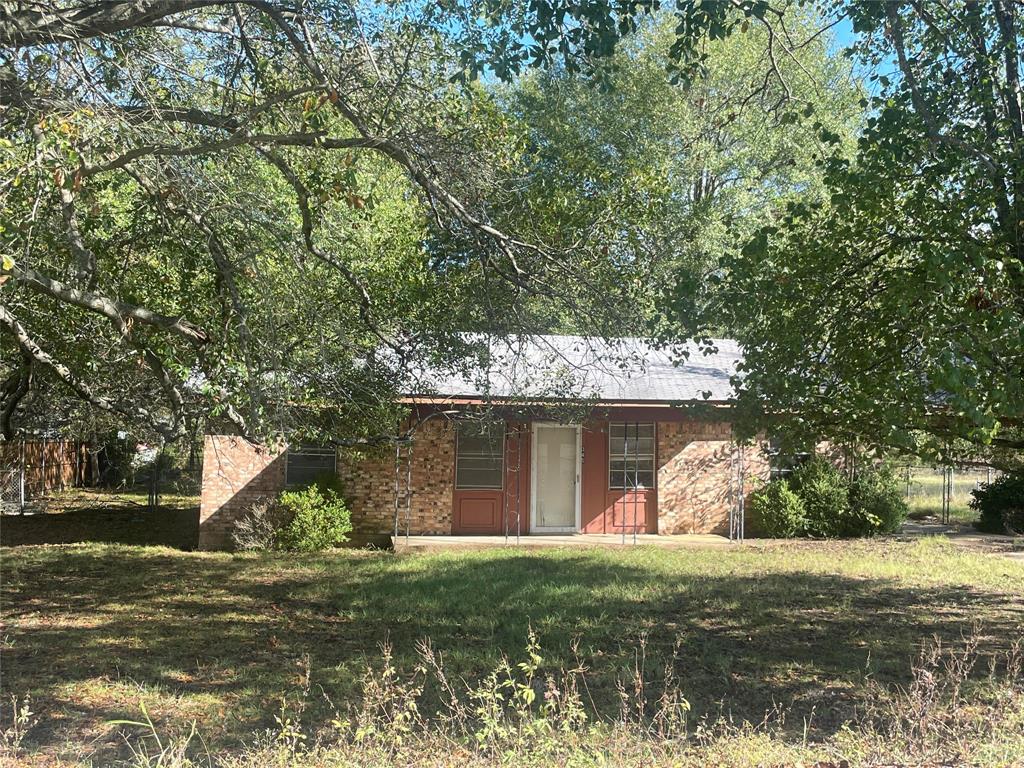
(855, 632, 1024, 764)
(108, 701, 200, 768)
(0, 694, 35, 757)
(109, 629, 1024, 767)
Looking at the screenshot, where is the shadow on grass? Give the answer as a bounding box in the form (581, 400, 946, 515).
(3, 545, 1023, 760)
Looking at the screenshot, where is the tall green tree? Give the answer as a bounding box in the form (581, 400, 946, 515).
(669, 2, 1024, 465)
(494, 11, 860, 333)
(0, 1, 645, 444)
(457, 0, 1023, 464)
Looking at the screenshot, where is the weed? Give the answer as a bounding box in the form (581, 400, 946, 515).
(105, 631, 1024, 767)
(0, 693, 36, 756)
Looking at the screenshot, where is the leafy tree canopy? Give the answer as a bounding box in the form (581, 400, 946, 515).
(5, 0, 1018, 472)
(493, 9, 861, 333)
(0, 1, 659, 445)
(455, 0, 1024, 465)
(667, 1, 1024, 467)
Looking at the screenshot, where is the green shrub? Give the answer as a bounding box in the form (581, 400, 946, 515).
(275, 484, 352, 552)
(750, 479, 807, 537)
(788, 458, 851, 537)
(971, 473, 1024, 534)
(311, 471, 346, 496)
(757, 459, 910, 539)
(849, 465, 908, 535)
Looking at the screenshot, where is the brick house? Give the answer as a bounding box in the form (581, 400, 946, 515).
(198, 336, 770, 549)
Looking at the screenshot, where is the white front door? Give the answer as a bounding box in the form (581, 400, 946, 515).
(531, 424, 580, 533)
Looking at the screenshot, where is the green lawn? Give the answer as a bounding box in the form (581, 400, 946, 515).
(903, 466, 991, 527)
(2, 539, 1023, 765)
(40, 484, 200, 513)
(906, 495, 979, 526)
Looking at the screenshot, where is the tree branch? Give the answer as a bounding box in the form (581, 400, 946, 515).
(885, 1, 999, 174)
(0, 303, 176, 436)
(1, 0, 227, 48)
(58, 186, 97, 288)
(126, 168, 252, 350)
(4, 264, 210, 345)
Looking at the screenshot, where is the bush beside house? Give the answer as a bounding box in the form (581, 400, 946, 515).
(749, 480, 806, 537)
(971, 473, 1024, 534)
(788, 459, 854, 537)
(232, 475, 352, 552)
(752, 458, 908, 538)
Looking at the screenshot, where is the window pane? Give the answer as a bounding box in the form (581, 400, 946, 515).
(633, 436, 655, 456)
(286, 446, 336, 487)
(458, 434, 497, 456)
(456, 422, 504, 489)
(456, 465, 503, 489)
(457, 456, 503, 472)
(609, 461, 654, 489)
(457, 423, 503, 451)
(608, 423, 655, 489)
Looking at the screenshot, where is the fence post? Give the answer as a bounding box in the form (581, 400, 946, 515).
(40, 438, 47, 497)
(19, 441, 26, 513)
(940, 466, 952, 525)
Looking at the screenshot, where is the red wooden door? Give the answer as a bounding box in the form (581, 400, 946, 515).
(453, 491, 504, 533)
(451, 422, 530, 534)
(580, 420, 657, 534)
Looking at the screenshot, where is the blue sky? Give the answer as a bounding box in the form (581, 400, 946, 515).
(833, 15, 857, 50)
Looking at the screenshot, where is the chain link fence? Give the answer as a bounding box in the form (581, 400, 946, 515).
(0, 439, 93, 514)
(902, 465, 1000, 524)
(0, 467, 24, 513)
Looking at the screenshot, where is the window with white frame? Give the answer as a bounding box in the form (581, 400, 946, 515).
(609, 423, 655, 489)
(766, 437, 812, 481)
(285, 445, 337, 487)
(455, 422, 504, 489)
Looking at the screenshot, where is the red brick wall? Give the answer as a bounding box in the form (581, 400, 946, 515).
(199, 435, 285, 549)
(339, 418, 455, 535)
(199, 422, 455, 549)
(200, 416, 770, 546)
(656, 421, 770, 535)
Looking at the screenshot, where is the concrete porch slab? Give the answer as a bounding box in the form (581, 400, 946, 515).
(391, 533, 733, 553)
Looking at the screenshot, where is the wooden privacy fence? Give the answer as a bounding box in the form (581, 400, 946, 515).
(0, 439, 91, 504)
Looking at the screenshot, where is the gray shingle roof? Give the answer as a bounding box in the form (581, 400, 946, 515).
(409, 335, 741, 403)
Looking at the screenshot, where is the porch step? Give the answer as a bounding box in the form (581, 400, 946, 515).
(391, 533, 732, 553)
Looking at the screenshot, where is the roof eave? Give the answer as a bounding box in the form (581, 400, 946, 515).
(399, 394, 736, 408)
